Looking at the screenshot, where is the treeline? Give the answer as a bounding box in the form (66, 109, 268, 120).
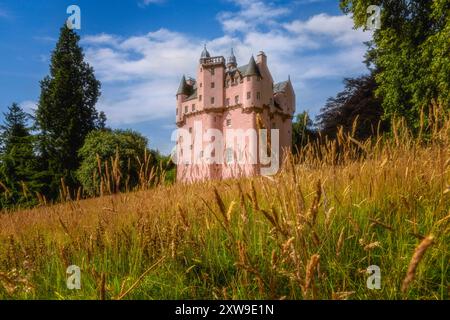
(292, 0, 450, 149)
(0, 26, 173, 210)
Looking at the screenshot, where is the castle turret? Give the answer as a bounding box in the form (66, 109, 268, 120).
(176, 75, 189, 123)
(242, 56, 262, 109)
(227, 48, 237, 70)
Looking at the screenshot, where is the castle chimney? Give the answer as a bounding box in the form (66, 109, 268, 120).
(256, 51, 266, 65)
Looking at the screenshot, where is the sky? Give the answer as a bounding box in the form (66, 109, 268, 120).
(0, 0, 372, 154)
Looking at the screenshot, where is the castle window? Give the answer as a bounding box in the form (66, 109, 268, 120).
(235, 95, 239, 104)
(189, 127, 192, 134)
(192, 104, 195, 111)
(226, 98, 230, 106)
(247, 76, 250, 82)
(247, 92, 251, 100)
(199, 95, 202, 102)
(190, 145, 193, 150)
(199, 150, 204, 158)
(176, 108, 178, 115)
(185, 106, 188, 113)
(257, 92, 261, 100)
(211, 97, 215, 104)
(211, 82, 215, 88)
(200, 83, 202, 88)
(226, 119, 231, 127)
(211, 68, 215, 75)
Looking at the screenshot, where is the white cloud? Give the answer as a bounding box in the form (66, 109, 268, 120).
(218, 0, 289, 33)
(283, 14, 371, 46)
(138, 0, 165, 7)
(20, 100, 38, 114)
(82, 4, 371, 127)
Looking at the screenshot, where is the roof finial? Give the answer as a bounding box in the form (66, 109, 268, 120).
(201, 44, 210, 59)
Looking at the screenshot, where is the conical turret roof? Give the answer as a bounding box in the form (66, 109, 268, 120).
(177, 75, 189, 95)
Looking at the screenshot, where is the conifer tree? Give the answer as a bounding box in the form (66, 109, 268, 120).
(35, 25, 105, 198)
(0, 103, 39, 208)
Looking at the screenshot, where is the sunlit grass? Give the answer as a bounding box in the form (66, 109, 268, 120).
(0, 106, 448, 300)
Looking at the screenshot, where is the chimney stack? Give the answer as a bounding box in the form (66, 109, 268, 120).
(256, 51, 266, 65)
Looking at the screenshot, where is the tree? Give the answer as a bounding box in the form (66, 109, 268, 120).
(316, 74, 386, 140)
(0, 103, 40, 208)
(340, 0, 450, 129)
(77, 129, 154, 196)
(35, 25, 104, 198)
(292, 111, 316, 152)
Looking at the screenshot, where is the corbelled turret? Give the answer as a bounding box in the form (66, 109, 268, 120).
(227, 48, 237, 70)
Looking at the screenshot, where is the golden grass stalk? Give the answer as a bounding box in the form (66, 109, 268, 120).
(401, 235, 434, 293)
(303, 254, 320, 297)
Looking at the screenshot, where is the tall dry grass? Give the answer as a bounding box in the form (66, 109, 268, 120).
(0, 105, 448, 300)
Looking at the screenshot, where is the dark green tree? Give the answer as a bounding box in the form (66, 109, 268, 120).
(35, 25, 104, 198)
(340, 0, 450, 129)
(316, 73, 386, 140)
(292, 111, 316, 152)
(0, 103, 40, 208)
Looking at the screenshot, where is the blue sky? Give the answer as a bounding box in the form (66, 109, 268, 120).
(0, 0, 372, 154)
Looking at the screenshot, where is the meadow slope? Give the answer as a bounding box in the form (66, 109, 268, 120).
(0, 114, 449, 300)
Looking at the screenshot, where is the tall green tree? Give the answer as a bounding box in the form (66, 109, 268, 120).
(317, 73, 386, 140)
(0, 103, 40, 208)
(292, 111, 316, 152)
(35, 25, 105, 198)
(340, 0, 450, 129)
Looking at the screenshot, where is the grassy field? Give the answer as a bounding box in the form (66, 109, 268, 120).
(0, 110, 449, 300)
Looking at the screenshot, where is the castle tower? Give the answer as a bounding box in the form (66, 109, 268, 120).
(176, 49, 295, 182)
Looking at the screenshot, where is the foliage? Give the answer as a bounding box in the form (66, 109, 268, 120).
(77, 129, 151, 196)
(0, 108, 448, 300)
(0, 104, 41, 208)
(316, 73, 386, 140)
(340, 0, 450, 129)
(292, 111, 316, 153)
(35, 25, 104, 198)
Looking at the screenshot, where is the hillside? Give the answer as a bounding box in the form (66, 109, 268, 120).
(0, 113, 449, 300)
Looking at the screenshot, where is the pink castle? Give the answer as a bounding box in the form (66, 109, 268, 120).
(175, 47, 295, 182)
